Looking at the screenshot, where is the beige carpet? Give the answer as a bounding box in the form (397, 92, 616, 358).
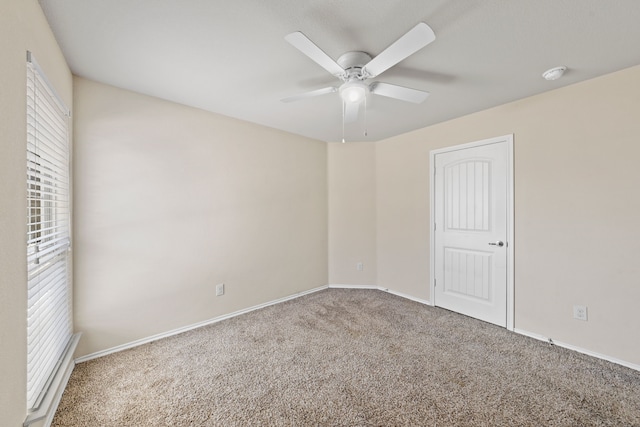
(53, 289, 640, 426)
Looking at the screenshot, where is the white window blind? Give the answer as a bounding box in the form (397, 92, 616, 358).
(26, 52, 72, 410)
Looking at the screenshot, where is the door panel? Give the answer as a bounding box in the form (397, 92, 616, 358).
(434, 140, 508, 327)
(444, 248, 492, 301)
(445, 161, 490, 231)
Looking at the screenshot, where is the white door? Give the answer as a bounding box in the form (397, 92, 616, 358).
(432, 137, 511, 327)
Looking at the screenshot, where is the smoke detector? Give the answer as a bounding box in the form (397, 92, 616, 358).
(542, 66, 567, 81)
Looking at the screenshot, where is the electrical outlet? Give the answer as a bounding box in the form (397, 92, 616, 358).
(573, 305, 587, 321)
(216, 283, 225, 296)
(357, 262, 363, 271)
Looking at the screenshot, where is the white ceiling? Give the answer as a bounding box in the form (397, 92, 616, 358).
(39, 0, 640, 143)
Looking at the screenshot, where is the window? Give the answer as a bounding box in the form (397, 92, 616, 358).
(26, 52, 74, 414)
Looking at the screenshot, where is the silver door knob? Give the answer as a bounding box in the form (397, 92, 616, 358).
(488, 241, 504, 247)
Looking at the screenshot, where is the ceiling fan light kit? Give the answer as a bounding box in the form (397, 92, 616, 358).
(282, 22, 436, 140)
(339, 80, 369, 104)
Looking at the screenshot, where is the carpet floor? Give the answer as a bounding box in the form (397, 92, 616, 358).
(53, 289, 640, 426)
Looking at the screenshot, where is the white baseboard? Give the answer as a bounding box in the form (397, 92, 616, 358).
(328, 284, 379, 290)
(329, 284, 431, 306)
(41, 356, 76, 427)
(514, 328, 640, 372)
(380, 287, 431, 306)
(77, 284, 424, 363)
(25, 333, 81, 427)
(75, 285, 638, 374)
(334, 286, 639, 371)
(75, 285, 329, 363)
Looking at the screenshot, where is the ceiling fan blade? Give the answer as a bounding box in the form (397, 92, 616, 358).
(362, 22, 436, 78)
(344, 101, 360, 123)
(370, 82, 429, 104)
(285, 31, 346, 78)
(281, 87, 338, 103)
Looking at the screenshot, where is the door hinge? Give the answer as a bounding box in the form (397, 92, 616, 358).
(434, 222, 436, 231)
(434, 278, 437, 287)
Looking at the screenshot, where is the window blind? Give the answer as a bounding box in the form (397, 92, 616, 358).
(26, 52, 72, 410)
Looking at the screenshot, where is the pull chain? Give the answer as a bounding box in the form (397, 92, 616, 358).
(364, 96, 368, 137)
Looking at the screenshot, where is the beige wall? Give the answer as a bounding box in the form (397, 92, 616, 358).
(3, 4, 639, 425)
(375, 139, 432, 299)
(371, 65, 640, 366)
(328, 142, 377, 285)
(0, 0, 73, 425)
(73, 78, 328, 357)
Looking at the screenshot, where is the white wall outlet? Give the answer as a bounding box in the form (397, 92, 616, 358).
(357, 262, 363, 271)
(216, 283, 225, 296)
(573, 305, 587, 321)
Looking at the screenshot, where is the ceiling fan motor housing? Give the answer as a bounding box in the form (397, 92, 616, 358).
(337, 51, 373, 80)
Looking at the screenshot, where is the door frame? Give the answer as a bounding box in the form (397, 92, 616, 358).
(429, 134, 515, 330)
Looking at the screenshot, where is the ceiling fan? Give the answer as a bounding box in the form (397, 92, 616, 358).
(281, 22, 436, 124)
